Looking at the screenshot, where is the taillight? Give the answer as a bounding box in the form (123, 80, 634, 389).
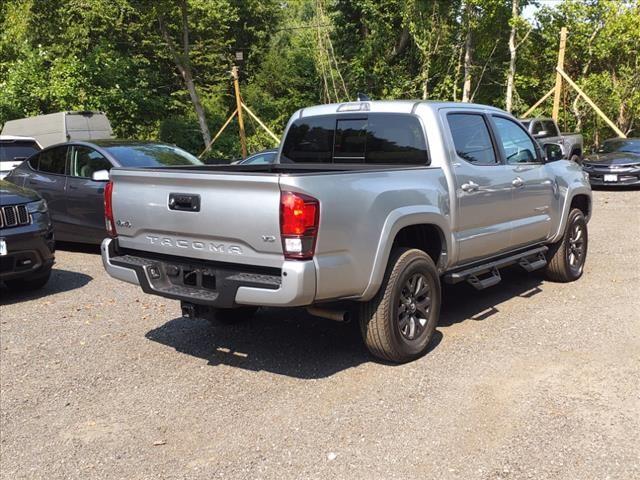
(280, 191, 319, 260)
(104, 180, 116, 237)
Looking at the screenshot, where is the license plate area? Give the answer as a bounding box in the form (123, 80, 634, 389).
(604, 174, 618, 182)
(152, 263, 217, 292)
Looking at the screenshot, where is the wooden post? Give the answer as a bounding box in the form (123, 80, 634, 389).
(556, 67, 627, 138)
(198, 109, 238, 158)
(241, 102, 280, 144)
(232, 66, 247, 158)
(522, 87, 555, 118)
(552, 27, 567, 122)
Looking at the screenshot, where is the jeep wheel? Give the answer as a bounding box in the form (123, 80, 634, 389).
(359, 248, 440, 363)
(545, 208, 588, 282)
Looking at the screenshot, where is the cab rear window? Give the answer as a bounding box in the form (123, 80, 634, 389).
(281, 114, 429, 165)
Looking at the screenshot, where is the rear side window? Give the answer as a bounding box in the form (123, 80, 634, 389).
(447, 113, 497, 165)
(281, 114, 429, 165)
(542, 120, 559, 137)
(0, 141, 40, 161)
(35, 146, 67, 174)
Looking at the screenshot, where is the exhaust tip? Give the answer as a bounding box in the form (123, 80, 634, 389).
(307, 306, 350, 323)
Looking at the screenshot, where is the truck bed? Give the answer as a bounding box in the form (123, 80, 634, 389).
(138, 163, 427, 175)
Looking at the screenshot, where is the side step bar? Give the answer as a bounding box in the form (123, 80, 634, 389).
(444, 246, 548, 290)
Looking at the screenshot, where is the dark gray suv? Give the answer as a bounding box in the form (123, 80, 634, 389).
(0, 180, 55, 291)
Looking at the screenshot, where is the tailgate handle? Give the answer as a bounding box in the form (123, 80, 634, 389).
(168, 193, 200, 212)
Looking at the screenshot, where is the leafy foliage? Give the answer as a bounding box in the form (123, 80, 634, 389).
(1, 0, 638, 158)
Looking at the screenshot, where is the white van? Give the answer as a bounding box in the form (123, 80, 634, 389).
(1, 111, 113, 148)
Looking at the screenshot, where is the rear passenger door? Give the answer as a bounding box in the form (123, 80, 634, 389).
(490, 115, 555, 246)
(65, 145, 113, 242)
(24, 146, 69, 235)
(446, 112, 515, 264)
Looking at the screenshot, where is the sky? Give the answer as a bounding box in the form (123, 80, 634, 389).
(523, 0, 561, 21)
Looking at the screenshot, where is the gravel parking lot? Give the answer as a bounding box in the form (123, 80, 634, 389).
(1, 189, 639, 480)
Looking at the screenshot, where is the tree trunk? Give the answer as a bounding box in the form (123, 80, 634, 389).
(505, 0, 518, 112)
(158, 2, 211, 148)
(461, 5, 473, 103)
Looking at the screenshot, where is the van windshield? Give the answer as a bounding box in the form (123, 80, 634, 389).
(281, 113, 429, 165)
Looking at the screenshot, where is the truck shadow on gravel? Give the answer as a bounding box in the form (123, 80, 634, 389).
(0, 268, 93, 306)
(145, 267, 543, 378)
(440, 267, 545, 326)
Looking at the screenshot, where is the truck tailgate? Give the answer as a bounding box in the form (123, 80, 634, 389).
(110, 169, 284, 268)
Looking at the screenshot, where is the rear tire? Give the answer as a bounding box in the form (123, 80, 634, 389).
(570, 153, 582, 164)
(545, 208, 588, 282)
(359, 248, 440, 363)
(210, 306, 259, 324)
(5, 267, 52, 291)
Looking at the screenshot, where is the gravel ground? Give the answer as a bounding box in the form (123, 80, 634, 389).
(1, 189, 639, 480)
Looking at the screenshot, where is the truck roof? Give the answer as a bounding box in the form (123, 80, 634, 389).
(297, 100, 505, 118)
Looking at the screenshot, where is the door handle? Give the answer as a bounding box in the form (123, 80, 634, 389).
(461, 181, 479, 192)
(512, 177, 524, 188)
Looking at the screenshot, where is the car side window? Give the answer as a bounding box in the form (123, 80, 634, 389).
(70, 146, 112, 178)
(447, 113, 498, 165)
(492, 116, 539, 164)
(531, 121, 545, 136)
(36, 146, 67, 174)
(543, 120, 559, 137)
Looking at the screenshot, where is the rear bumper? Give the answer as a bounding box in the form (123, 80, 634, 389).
(101, 238, 316, 308)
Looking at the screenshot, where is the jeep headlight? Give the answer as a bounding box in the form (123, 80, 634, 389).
(27, 199, 48, 214)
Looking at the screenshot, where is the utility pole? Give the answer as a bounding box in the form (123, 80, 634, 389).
(552, 27, 567, 122)
(231, 66, 247, 158)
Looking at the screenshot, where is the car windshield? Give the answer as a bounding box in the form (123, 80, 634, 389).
(103, 144, 203, 167)
(600, 140, 640, 154)
(244, 151, 277, 164)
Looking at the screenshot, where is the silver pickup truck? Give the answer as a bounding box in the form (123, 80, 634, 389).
(102, 101, 592, 363)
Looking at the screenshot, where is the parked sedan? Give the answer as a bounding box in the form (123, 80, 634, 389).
(582, 138, 640, 187)
(5, 140, 203, 244)
(236, 148, 278, 165)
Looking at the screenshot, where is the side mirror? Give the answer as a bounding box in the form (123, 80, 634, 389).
(533, 130, 549, 139)
(543, 143, 564, 163)
(91, 169, 110, 182)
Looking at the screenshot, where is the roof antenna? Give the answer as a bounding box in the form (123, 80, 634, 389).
(356, 92, 371, 102)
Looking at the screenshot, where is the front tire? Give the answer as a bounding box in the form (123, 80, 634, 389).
(5, 267, 52, 291)
(359, 248, 440, 363)
(545, 208, 588, 282)
(570, 153, 582, 164)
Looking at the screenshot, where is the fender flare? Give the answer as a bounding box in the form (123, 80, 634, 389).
(360, 206, 452, 301)
(550, 186, 592, 243)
